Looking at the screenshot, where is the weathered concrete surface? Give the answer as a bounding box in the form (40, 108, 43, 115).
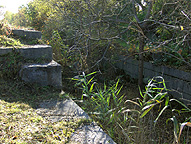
(115, 55, 191, 106)
(0, 47, 13, 55)
(36, 98, 116, 144)
(69, 122, 116, 144)
(16, 45, 52, 61)
(0, 45, 52, 61)
(12, 29, 42, 39)
(20, 60, 62, 88)
(36, 98, 90, 122)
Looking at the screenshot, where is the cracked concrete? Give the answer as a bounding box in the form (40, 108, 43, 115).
(36, 98, 116, 144)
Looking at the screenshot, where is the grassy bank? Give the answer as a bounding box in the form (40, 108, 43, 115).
(0, 78, 84, 144)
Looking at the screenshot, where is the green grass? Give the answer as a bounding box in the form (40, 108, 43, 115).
(72, 73, 191, 144)
(0, 78, 86, 144)
(0, 35, 23, 47)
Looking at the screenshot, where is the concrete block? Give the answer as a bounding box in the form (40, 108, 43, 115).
(12, 29, 24, 37)
(12, 29, 42, 39)
(0, 45, 52, 61)
(182, 93, 191, 101)
(16, 45, 52, 61)
(24, 30, 42, 39)
(20, 60, 62, 88)
(144, 61, 153, 70)
(182, 82, 191, 95)
(169, 90, 183, 100)
(0, 47, 13, 55)
(69, 122, 116, 144)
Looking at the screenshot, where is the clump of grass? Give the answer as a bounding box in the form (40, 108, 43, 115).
(72, 73, 191, 144)
(0, 35, 23, 47)
(0, 99, 83, 143)
(0, 77, 88, 143)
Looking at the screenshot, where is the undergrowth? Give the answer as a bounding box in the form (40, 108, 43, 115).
(72, 72, 191, 144)
(0, 77, 88, 143)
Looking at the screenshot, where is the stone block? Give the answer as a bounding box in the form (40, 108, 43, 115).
(0, 45, 52, 61)
(12, 29, 24, 37)
(20, 60, 62, 88)
(12, 29, 42, 39)
(182, 82, 191, 95)
(16, 45, 52, 61)
(0, 47, 13, 56)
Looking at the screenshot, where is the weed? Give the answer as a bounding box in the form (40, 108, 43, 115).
(73, 73, 191, 143)
(0, 77, 87, 143)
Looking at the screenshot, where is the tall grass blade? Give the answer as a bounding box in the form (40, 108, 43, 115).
(87, 76, 94, 85)
(86, 71, 97, 77)
(89, 82, 95, 92)
(125, 100, 141, 107)
(166, 116, 179, 143)
(178, 122, 191, 143)
(139, 86, 144, 98)
(170, 99, 191, 111)
(140, 105, 154, 118)
(154, 105, 169, 126)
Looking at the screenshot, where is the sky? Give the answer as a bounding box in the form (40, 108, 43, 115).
(0, 0, 32, 14)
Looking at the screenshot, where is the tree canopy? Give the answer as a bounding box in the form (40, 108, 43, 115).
(3, 0, 191, 85)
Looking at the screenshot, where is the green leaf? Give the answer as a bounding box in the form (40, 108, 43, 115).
(165, 96, 169, 106)
(125, 99, 141, 107)
(154, 105, 169, 126)
(87, 76, 94, 85)
(140, 105, 154, 118)
(166, 116, 179, 143)
(170, 99, 191, 111)
(86, 71, 96, 77)
(89, 82, 95, 93)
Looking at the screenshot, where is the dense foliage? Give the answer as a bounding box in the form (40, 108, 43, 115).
(3, 1, 191, 74)
(1, 1, 191, 143)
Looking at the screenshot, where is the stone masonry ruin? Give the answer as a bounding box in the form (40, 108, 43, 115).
(0, 30, 62, 89)
(115, 56, 191, 106)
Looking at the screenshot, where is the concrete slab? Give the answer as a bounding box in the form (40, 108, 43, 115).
(16, 45, 52, 61)
(36, 98, 116, 144)
(20, 60, 62, 88)
(68, 122, 116, 144)
(12, 29, 42, 39)
(0, 47, 13, 55)
(0, 45, 52, 61)
(36, 98, 90, 122)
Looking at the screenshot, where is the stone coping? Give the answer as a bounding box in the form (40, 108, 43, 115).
(0, 45, 52, 61)
(12, 29, 42, 39)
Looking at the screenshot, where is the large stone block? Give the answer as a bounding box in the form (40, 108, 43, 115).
(12, 29, 42, 39)
(0, 47, 13, 55)
(16, 45, 52, 61)
(0, 45, 52, 61)
(20, 60, 62, 88)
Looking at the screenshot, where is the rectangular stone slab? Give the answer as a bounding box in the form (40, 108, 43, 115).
(20, 60, 62, 89)
(16, 45, 52, 61)
(0, 45, 52, 62)
(12, 29, 42, 39)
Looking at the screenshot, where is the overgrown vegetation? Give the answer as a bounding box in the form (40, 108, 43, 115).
(72, 72, 191, 143)
(1, 0, 191, 144)
(0, 53, 89, 143)
(0, 77, 89, 143)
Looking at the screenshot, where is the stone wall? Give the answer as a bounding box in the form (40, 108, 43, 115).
(12, 29, 42, 39)
(115, 56, 191, 105)
(0, 45, 62, 89)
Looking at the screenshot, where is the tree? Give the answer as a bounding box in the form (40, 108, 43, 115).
(21, 0, 191, 86)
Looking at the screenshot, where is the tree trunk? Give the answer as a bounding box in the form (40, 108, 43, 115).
(138, 34, 145, 89)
